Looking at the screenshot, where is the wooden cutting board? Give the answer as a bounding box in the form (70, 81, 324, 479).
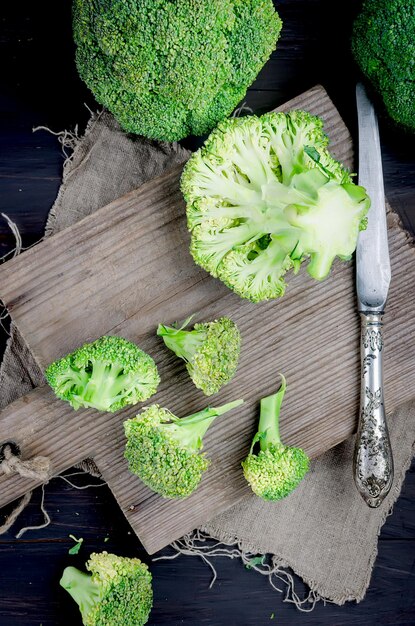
(1, 86, 414, 554)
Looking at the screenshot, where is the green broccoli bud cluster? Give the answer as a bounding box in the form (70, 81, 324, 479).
(124, 400, 243, 499)
(242, 375, 310, 500)
(45, 335, 160, 412)
(182, 111, 370, 302)
(60, 552, 153, 626)
(352, 0, 415, 132)
(72, 0, 282, 141)
(157, 316, 241, 396)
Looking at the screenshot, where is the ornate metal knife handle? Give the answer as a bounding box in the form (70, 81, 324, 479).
(353, 312, 393, 507)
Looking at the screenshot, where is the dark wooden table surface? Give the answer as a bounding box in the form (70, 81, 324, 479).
(1, 2, 414, 624)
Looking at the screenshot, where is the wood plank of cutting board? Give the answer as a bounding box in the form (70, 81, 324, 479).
(0, 85, 414, 554)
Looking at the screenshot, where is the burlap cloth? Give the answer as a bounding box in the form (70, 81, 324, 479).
(1, 111, 414, 607)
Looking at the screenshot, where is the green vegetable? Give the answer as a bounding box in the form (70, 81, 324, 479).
(124, 399, 243, 499)
(72, 0, 282, 141)
(182, 111, 370, 302)
(242, 376, 309, 500)
(60, 552, 152, 626)
(45, 336, 160, 412)
(352, 0, 415, 132)
(157, 316, 241, 396)
(245, 555, 265, 569)
(68, 534, 84, 555)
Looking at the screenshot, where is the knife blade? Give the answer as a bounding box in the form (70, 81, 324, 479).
(356, 83, 391, 310)
(353, 83, 394, 508)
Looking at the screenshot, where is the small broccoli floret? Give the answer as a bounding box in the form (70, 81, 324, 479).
(60, 551, 152, 626)
(45, 336, 160, 412)
(182, 111, 370, 302)
(242, 376, 309, 500)
(124, 399, 243, 499)
(157, 316, 241, 396)
(72, 0, 282, 141)
(352, 0, 415, 132)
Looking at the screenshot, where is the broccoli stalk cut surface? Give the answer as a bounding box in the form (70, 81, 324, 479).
(60, 552, 153, 626)
(182, 111, 370, 302)
(242, 376, 309, 500)
(45, 336, 160, 412)
(73, 0, 282, 141)
(124, 399, 243, 499)
(352, 0, 415, 132)
(157, 316, 241, 396)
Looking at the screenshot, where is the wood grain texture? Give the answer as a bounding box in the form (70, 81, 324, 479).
(1, 86, 414, 554)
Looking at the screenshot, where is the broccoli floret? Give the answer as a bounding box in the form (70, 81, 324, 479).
(45, 336, 160, 412)
(352, 0, 415, 132)
(182, 111, 370, 302)
(124, 399, 243, 499)
(157, 316, 241, 396)
(60, 551, 152, 626)
(242, 376, 309, 500)
(72, 0, 282, 141)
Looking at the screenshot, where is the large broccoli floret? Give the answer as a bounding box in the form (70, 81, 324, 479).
(182, 111, 370, 302)
(45, 336, 160, 412)
(72, 0, 282, 141)
(60, 552, 152, 626)
(352, 0, 415, 132)
(157, 316, 241, 396)
(124, 399, 243, 499)
(242, 376, 309, 500)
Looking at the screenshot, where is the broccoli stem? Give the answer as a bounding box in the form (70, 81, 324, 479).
(168, 399, 244, 451)
(81, 361, 131, 410)
(56, 369, 90, 396)
(307, 250, 335, 281)
(257, 375, 287, 451)
(60, 566, 102, 622)
(157, 325, 206, 362)
(184, 399, 244, 422)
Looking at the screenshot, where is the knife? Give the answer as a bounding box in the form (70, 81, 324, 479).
(353, 83, 393, 508)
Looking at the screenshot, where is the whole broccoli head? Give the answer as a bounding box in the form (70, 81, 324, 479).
(72, 0, 282, 141)
(352, 0, 415, 132)
(60, 552, 152, 626)
(157, 316, 241, 396)
(242, 376, 309, 500)
(45, 336, 160, 412)
(182, 111, 370, 302)
(124, 399, 243, 498)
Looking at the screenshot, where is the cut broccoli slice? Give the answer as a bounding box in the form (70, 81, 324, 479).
(45, 336, 160, 412)
(182, 111, 370, 302)
(60, 552, 152, 626)
(242, 376, 309, 500)
(157, 316, 241, 396)
(124, 399, 243, 499)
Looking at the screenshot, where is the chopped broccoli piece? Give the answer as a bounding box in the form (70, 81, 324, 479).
(124, 399, 243, 499)
(45, 336, 160, 412)
(72, 0, 282, 141)
(60, 552, 152, 626)
(245, 555, 265, 569)
(352, 0, 415, 132)
(242, 376, 309, 500)
(182, 111, 370, 302)
(68, 534, 84, 555)
(157, 316, 241, 396)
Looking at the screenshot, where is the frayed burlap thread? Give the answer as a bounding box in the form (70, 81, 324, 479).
(0, 444, 51, 536)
